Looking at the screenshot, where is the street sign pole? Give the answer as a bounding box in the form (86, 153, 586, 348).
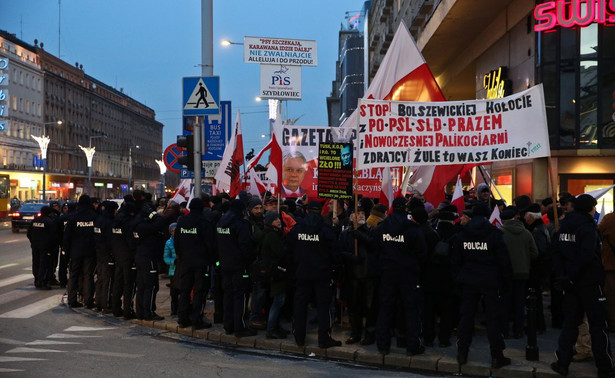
(193, 116, 202, 197)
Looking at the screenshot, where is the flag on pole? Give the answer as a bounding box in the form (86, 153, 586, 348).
(379, 167, 394, 210)
(245, 111, 284, 194)
(214, 110, 244, 197)
(579, 184, 615, 200)
(489, 205, 503, 229)
(340, 20, 472, 204)
(451, 175, 465, 222)
(170, 179, 191, 204)
(597, 198, 606, 224)
(247, 171, 267, 198)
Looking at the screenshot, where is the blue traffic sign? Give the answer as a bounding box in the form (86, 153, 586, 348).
(183, 76, 220, 116)
(180, 168, 206, 179)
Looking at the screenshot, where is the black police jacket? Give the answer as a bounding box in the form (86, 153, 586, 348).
(372, 211, 427, 279)
(134, 211, 168, 262)
(339, 223, 378, 279)
(175, 211, 215, 269)
(552, 211, 604, 286)
(286, 212, 340, 281)
(94, 210, 114, 262)
(451, 216, 512, 288)
(27, 214, 58, 251)
(110, 209, 135, 265)
(63, 205, 98, 258)
(216, 209, 253, 272)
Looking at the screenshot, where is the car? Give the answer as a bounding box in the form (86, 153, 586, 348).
(9, 202, 49, 233)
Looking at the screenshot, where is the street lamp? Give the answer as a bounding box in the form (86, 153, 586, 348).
(220, 39, 243, 46)
(31, 120, 62, 201)
(155, 159, 166, 199)
(79, 134, 107, 196)
(128, 145, 140, 192)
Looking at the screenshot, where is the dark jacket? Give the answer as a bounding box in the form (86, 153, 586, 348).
(451, 215, 512, 289)
(63, 205, 98, 258)
(259, 225, 288, 296)
(552, 211, 605, 286)
(174, 211, 215, 269)
(372, 210, 427, 279)
(134, 209, 169, 262)
(216, 208, 253, 272)
(94, 207, 115, 263)
(110, 207, 135, 265)
(287, 212, 340, 281)
(27, 214, 58, 251)
(501, 219, 538, 280)
(339, 223, 378, 279)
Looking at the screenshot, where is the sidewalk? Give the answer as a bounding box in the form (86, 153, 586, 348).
(74, 275, 606, 378)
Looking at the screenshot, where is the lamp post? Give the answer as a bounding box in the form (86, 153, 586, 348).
(155, 159, 166, 199)
(220, 39, 243, 46)
(31, 120, 62, 201)
(79, 134, 107, 196)
(128, 145, 140, 193)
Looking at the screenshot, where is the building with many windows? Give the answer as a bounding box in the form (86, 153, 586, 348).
(0, 30, 164, 205)
(363, 0, 614, 211)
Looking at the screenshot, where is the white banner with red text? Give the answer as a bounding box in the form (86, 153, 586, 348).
(357, 84, 550, 169)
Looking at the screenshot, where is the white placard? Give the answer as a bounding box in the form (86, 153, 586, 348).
(244, 36, 317, 66)
(259, 64, 301, 100)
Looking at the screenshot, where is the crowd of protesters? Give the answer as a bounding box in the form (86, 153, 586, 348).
(26, 185, 615, 376)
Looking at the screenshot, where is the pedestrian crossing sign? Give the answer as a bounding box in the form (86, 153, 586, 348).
(183, 76, 220, 115)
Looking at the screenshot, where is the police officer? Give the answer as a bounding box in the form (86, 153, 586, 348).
(451, 203, 512, 368)
(93, 201, 118, 312)
(175, 198, 215, 330)
(216, 199, 256, 337)
(57, 202, 76, 288)
(287, 200, 342, 348)
(372, 197, 427, 356)
(551, 194, 615, 377)
(134, 201, 168, 321)
(110, 201, 138, 319)
(64, 195, 98, 308)
(27, 206, 58, 290)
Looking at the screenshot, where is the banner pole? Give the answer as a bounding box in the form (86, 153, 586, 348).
(353, 168, 359, 257)
(548, 156, 559, 232)
(480, 165, 506, 205)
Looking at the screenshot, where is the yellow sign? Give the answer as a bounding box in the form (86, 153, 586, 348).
(483, 67, 511, 99)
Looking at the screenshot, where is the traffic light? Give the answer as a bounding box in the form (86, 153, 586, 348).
(177, 134, 194, 171)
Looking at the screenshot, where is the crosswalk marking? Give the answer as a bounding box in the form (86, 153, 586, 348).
(0, 274, 31, 288)
(26, 340, 81, 346)
(0, 356, 46, 362)
(0, 337, 25, 345)
(0, 289, 37, 306)
(76, 350, 143, 358)
(0, 263, 18, 269)
(64, 326, 116, 332)
(47, 333, 102, 339)
(6, 347, 65, 353)
(0, 295, 62, 319)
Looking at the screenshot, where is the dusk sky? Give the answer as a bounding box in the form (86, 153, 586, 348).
(1, 0, 363, 154)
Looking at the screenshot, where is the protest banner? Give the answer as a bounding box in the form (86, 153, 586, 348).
(357, 84, 550, 169)
(317, 142, 353, 200)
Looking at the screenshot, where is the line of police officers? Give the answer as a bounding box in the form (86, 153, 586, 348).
(26, 191, 615, 375)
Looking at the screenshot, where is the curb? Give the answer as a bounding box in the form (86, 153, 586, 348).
(71, 306, 565, 377)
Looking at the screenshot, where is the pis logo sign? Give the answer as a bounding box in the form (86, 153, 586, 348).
(271, 65, 291, 86)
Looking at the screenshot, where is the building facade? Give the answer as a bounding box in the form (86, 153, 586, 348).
(365, 0, 615, 212)
(0, 30, 165, 207)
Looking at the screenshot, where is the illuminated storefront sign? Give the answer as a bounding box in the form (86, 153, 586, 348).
(483, 67, 512, 99)
(534, 0, 615, 32)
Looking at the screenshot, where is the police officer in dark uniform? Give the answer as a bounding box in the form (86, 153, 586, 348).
(451, 203, 513, 368)
(110, 201, 138, 319)
(63, 195, 98, 308)
(372, 197, 427, 356)
(93, 201, 118, 312)
(287, 200, 342, 348)
(216, 199, 256, 337)
(57, 202, 76, 288)
(27, 206, 58, 290)
(134, 201, 168, 321)
(551, 194, 615, 377)
(175, 198, 215, 329)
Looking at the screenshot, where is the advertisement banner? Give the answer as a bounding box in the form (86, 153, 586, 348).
(260, 64, 302, 100)
(357, 85, 550, 169)
(279, 125, 403, 199)
(244, 36, 317, 66)
(317, 142, 353, 200)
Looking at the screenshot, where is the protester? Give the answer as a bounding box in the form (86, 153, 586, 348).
(163, 222, 179, 316)
(598, 210, 615, 331)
